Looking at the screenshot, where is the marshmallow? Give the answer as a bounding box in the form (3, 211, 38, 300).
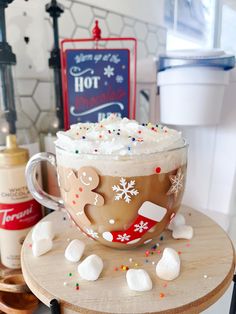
(156, 248, 180, 281)
(32, 238, 53, 257)
(172, 225, 193, 240)
(126, 269, 152, 292)
(168, 213, 185, 231)
(65, 239, 85, 262)
(78, 254, 103, 281)
(32, 221, 55, 242)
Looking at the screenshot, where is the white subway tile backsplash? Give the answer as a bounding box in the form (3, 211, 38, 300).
(121, 26, 136, 38)
(147, 24, 158, 32)
(134, 21, 148, 40)
(45, 19, 54, 52)
(73, 27, 91, 39)
(137, 41, 148, 59)
(16, 79, 37, 96)
(71, 3, 93, 28)
(146, 32, 158, 54)
(58, 0, 72, 8)
(33, 82, 54, 111)
(107, 13, 123, 35)
(156, 28, 167, 45)
(21, 97, 40, 122)
(92, 7, 107, 18)
(59, 8, 76, 38)
(5, 0, 166, 130)
(123, 16, 135, 26)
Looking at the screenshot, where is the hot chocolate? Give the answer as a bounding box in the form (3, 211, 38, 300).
(54, 115, 187, 248)
(26, 115, 187, 249)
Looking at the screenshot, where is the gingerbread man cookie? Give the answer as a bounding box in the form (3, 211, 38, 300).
(64, 167, 104, 227)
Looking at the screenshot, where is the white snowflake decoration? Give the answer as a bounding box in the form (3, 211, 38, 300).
(85, 228, 99, 239)
(112, 178, 139, 203)
(104, 65, 114, 78)
(134, 221, 149, 233)
(117, 233, 131, 242)
(167, 168, 184, 198)
(116, 75, 124, 83)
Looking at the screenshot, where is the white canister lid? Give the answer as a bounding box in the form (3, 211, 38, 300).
(158, 50, 235, 72)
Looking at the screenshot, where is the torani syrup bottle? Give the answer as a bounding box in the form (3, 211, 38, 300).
(0, 135, 42, 269)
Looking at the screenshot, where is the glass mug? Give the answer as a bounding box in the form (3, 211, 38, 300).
(25, 143, 188, 249)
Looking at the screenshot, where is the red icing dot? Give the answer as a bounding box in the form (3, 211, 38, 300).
(76, 194, 79, 198)
(72, 201, 76, 205)
(155, 167, 161, 174)
(79, 187, 83, 192)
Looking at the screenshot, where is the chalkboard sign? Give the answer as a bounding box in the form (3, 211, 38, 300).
(63, 49, 130, 126)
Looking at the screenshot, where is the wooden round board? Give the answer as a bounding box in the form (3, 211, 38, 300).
(21, 206, 235, 314)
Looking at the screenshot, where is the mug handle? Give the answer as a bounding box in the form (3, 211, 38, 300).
(25, 152, 65, 211)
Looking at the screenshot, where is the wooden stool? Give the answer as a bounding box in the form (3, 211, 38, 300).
(21, 206, 235, 314)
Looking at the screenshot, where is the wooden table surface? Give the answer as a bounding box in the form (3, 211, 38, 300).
(21, 206, 235, 314)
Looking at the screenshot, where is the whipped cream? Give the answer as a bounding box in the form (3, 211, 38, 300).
(55, 115, 184, 156)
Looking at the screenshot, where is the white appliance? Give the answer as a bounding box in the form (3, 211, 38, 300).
(158, 50, 235, 125)
(157, 50, 236, 229)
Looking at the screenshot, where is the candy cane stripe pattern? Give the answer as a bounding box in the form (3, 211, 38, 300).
(102, 201, 167, 244)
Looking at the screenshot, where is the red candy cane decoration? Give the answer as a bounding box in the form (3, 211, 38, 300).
(102, 201, 167, 245)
